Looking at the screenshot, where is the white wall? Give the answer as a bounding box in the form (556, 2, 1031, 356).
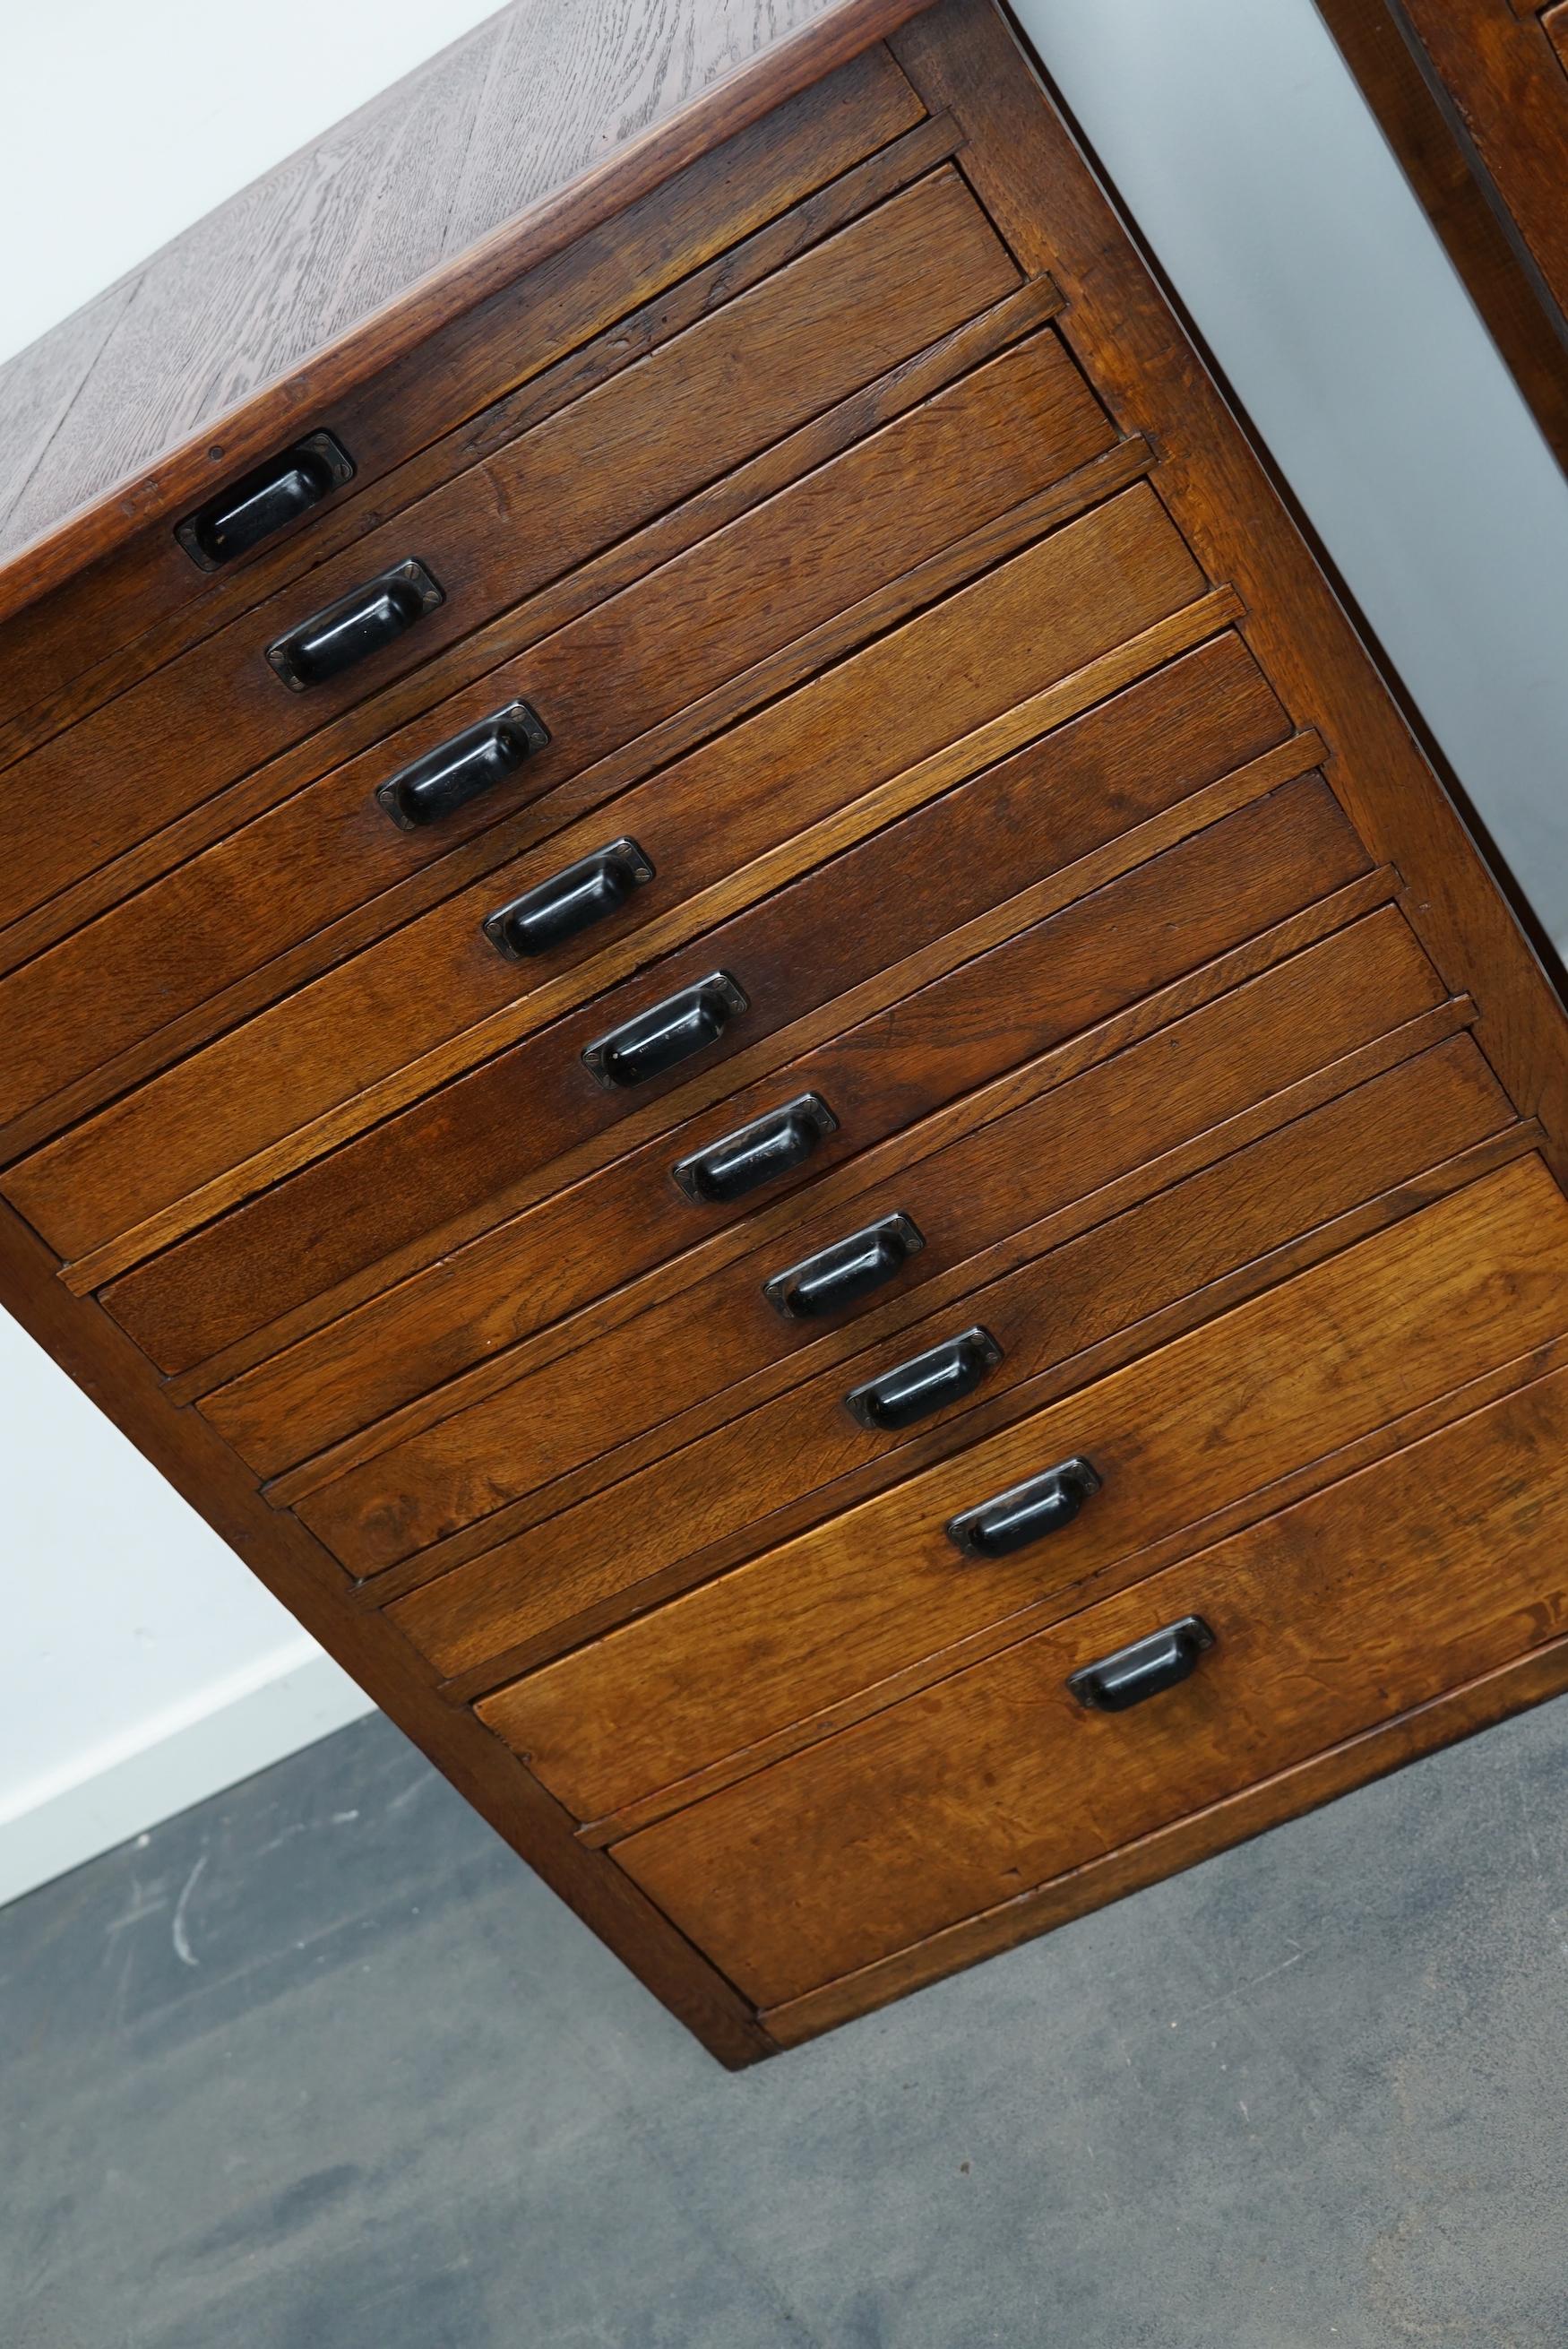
(3, 0, 1566, 1901)
(1013, 0, 1568, 959)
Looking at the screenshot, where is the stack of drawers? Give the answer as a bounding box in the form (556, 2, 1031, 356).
(4, 0, 1567, 2062)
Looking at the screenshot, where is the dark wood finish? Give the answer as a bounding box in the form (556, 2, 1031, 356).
(1314, 0, 1568, 474)
(208, 635, 1291, 1474)
(616, 1265, 1568, 2006)
(0, 324, 1112, 1139)
(895, 0, 1568, 1192)
(0, 170, 1012, 937)
(0, 280, 1081, 1032)
(397, 1041, 1521, 1679)
(481, 1036, 1523, 1821)
(83, 583, 1240, 1332)
(0, 9, 935, 719)
(99, 768, 1355, 1387)
(305, 907, 1457, 1576)
(4, 0, 1568, 2063)
(275, 923, 1469, 1533)
(195, 721, 1331, 1438)
(39, 484, 1209, 1280)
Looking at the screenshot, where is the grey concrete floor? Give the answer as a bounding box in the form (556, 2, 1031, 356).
(4, 1698, 1566, 2349)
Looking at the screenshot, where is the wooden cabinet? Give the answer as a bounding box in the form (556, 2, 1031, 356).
(2, 0, 1566, 2067)
(1315, 0, 1568, 474)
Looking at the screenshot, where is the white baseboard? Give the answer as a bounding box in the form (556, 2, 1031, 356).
(0, 1642, 377, 1911)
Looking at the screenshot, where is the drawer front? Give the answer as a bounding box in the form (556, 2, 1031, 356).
(0, 326, 1116, 1138)
(300, 906, 1461, 1574)
(216, 896, 1431, 1485)
(0, 169, 1017, 937)
(0, 46, 924, 734)
(39, 481, 1216, 1296)
(482, 1055, 1529, 1814)
(99, 766, 1362, 1385)
(403, 1051, 1530, 1683)
(614, 1321, 1568, 2008)
(205, 637, 1299, 1475)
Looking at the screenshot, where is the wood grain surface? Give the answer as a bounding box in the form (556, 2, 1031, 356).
(26, 484, 1205, 1277)
(395, 1042, 1524, 1679)
(615, 1214, 1568, 2005)
(286, 909, 1452, 1547)
(204, 635, 1291, 1475)
(3, 0, 1567, 2062)
(481, 1036, 1521, 1823)
(0, 169, 1012, 938)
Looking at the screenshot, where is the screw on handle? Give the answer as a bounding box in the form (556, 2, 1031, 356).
(481, 841, 657, 959)
(581, 972, 747, 1090)
(265, 558, 444, 691)
(763, 1213, 924, 1320)
(844, 1326, 1002, 1432)
(672, 1094, 837, 1205)
(1067, 1616, 1215, 1713)
(945, 1456, 1102, 1559)
(379, 703, 550, 831)
(176, 430, 354, 569)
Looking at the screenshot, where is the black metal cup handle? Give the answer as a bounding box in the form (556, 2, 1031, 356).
(582, 972, 746, 1091)
(379, 703, 550, 831)
(1068, 1616, 1215, 1713)
(845, 1327, 1002, 1433)
(266, 558, 444, 691)
(946, 1456, 1102, 1559)
(764, 1213, 925, 1321)
(484, 838, 652, 957)
(177, 430, 354, 569)
(672, 1095, 837, 1205)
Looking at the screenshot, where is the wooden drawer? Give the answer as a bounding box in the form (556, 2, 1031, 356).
(203, 637, 1303, 1475)
(11, 482, 1207, 1270)
(0, 168, 1016, 939)
(608, 1222, 1568, 2010)
(213, 898, 1437, 1484)
(485, 1130, 1554, 1820)
(297, 908, 1471, 1575)
(0, 322, 1116, 1142)
(96, 767, 1365, 1384)
(401, 1049, 1530, 1683)
(0, 46, 926, 737)
(8, 0, 1568, 2067)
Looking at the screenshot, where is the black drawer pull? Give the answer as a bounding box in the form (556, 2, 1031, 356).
(1068, 1616, 1215, 1714)
(946, 1456, 1102, 1560)
(672, 1094, 837, 1205)
(764, 1213, 924, 1320)
(484, 836, 651, 956)
(266, 558, 444, 691)
(582, 972, 746, 1090)
(845, 1326, 1001, 1432)
(377, 703, 550, 832)
(176, 430, 354, 570)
